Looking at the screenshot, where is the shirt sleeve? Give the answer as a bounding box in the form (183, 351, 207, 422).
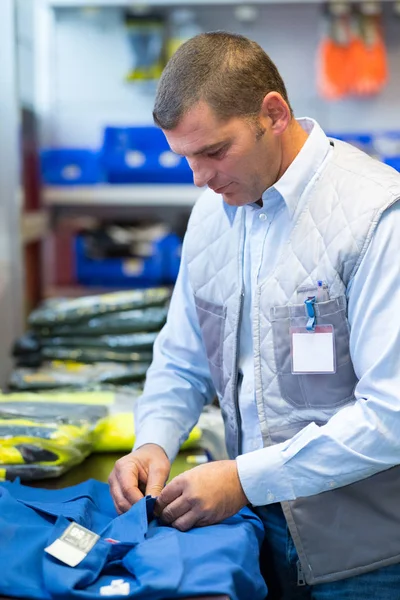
(237, 201, 400, 506)
(133, 235, 216, 462)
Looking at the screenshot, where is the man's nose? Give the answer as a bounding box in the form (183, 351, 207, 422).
(188, 159, 215, 188)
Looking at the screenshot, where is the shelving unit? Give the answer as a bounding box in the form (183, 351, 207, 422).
(43, 184, 201, 207)
(21, 210, 49, 243)
(33, 0, 400, 298)
(47, 0, 396, 6)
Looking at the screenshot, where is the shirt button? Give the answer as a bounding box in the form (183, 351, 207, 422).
(258, 213, 267, 221)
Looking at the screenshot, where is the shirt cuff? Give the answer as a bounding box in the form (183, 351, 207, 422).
(236, 443, 296, 506)
(133, 420, 182, 463)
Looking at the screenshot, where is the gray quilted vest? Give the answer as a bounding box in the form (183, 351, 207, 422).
(186, 139, 400, 584)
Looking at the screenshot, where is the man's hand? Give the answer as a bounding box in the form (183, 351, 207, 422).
(154, 460, 248, 531)
(109, 444, 170, 514)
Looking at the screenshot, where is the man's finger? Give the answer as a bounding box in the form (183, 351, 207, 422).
(119, 478, 144, 505)
(145, 466, 169, 498)
(109, 477, 135, 514)
(154, 477, 183, 515)
(172, 510, 198, 532)
(115, 467, 144, 506)
(159, 495, 191, 524)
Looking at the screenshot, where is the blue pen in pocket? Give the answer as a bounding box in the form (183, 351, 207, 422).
(296, 281, 329, 303)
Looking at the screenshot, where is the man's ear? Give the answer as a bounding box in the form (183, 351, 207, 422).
(260, 92, 291, 136)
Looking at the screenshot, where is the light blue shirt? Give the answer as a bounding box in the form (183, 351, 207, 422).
(134, 118, 400, 507)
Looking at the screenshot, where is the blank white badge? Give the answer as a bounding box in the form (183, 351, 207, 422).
(291, 325, 335, 374)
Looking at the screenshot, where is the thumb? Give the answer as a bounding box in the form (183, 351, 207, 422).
(145, 466, 168, 498)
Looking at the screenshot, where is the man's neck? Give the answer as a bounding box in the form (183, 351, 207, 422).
(276, 120, 309, 181)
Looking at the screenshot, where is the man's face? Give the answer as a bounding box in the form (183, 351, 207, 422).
(163, 101, 283, 206)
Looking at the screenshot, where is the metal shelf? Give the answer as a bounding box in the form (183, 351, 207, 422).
(43, 184, 201, 207)
(47, 0, 395, 6)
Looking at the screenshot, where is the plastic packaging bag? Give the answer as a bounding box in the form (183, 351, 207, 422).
(0, 390, 202, 456)
(0, 392, 110, 481)
(37, 307, 168, 337)
(28, 287, 171, 327)
(41, 347, 153, 364)
(9, 361, 149, 391)
(41, 332, 158, 350)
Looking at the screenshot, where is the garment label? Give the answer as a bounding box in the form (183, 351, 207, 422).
(291, 325, 335, 374)
(100, 580, 130, 596)
(45, 522, 99, 567)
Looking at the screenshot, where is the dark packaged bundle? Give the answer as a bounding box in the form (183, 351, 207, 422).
(28, 287, 171, 327)
(0, 464, 77, 481)
(12, 332, 43, 368)
(12, 332, 41, 356)
(14, 353, 43, 368)
(41, 347, 153, 364)
(37, 306, 168, 337)
(41, 331, 157, 351)
(9, 361, 149, 391)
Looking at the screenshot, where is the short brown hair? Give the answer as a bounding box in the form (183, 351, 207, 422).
(153, 31, 292, 130)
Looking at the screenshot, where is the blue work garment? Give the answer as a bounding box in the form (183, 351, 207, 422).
(0, 478, 267, 600)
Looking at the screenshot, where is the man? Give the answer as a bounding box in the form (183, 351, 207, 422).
(109, 32, 400, 598)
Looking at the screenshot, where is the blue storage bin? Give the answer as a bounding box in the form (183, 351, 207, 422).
(157, 233, 182, 282)
(383, 156, 400, 172)
(75, 233, 181, 287)
(326, 133, 373, 154)
(101, 126, 193, 184)
(40, 149, 103, 185)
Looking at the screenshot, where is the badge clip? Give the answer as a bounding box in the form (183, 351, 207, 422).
(304, 296, 316, 331)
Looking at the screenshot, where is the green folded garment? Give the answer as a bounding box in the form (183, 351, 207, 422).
(29, 288, 171, 327)
(41, 347, 153, 365)
(37, 307, 168, 337)
(41, 332, 158, 350)
(9, 361, 149, 391)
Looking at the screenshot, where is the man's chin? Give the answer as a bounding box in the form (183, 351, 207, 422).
(222, 191, 255, 207)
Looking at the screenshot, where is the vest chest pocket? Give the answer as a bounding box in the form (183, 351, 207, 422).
(270, 296, 358, 410)
(194, 296, 226, 394)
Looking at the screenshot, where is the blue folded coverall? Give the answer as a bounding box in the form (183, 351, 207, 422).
(0, 479, 267, 600)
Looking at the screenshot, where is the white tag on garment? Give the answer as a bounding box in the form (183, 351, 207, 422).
(291, 325, 335, 374)
(45, 522, 99, 567)
(100, 580, 131, 596)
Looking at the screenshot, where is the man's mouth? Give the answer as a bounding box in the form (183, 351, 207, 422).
(211, 183, 232, 194)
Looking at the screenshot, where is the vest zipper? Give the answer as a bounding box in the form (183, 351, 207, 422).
(297, 560, 306, 586)
(234, 290, 245, 456)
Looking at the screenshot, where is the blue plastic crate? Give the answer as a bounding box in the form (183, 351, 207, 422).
(326, 133, 373, 154)
(74, 233, 181, 287)
(40, 149, 103, 185)
(101, 126, 193, 184)
(157, 233, 182, 282)
(383, 156, 400, 172)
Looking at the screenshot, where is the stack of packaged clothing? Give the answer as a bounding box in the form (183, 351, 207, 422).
(5, 287, 226, 482)
(11, 287, 171, 383)
(2, 289, 170, 481)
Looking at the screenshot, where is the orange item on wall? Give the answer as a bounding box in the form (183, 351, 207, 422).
(317, 7, 352, 100)
(316, 2, 388, 101)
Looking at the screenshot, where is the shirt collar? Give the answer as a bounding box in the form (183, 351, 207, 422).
(266, 117, 331, 219)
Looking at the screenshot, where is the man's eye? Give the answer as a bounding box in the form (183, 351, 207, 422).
(208, 147, 225, 159)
